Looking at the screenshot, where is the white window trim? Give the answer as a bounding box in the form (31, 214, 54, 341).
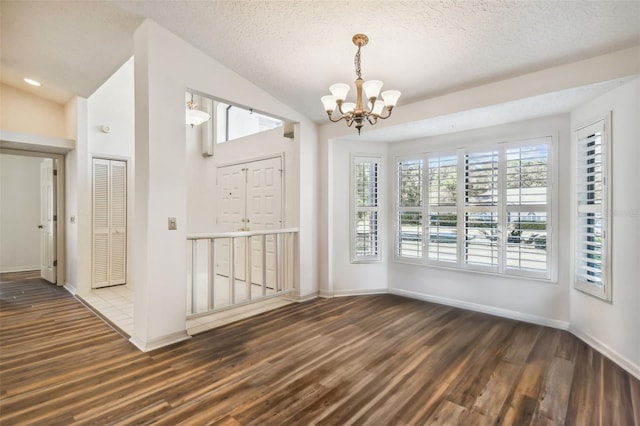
(573, 113, 612, 301)
(394, 135, 557, 282)
(351, 154, 382, 263)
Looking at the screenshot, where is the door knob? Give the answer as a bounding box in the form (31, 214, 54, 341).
(38, 225, 43, 229)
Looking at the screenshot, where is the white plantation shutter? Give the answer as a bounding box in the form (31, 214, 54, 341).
(464, 150, 499, 270)
(575, 119, 610, 300)
(397, 159, 423, 259)
(352, 156, 381, 262)
(92, 158, 127, 288)
(427, 155, 457, 263)
(504, 140, 550, 278)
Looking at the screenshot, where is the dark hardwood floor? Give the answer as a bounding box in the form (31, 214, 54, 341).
(1, 273, 639, 425)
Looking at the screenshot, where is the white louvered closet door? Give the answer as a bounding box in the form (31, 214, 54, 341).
(92, 158, 127, 288)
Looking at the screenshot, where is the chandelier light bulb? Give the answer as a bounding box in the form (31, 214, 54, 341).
(329, 83, 350, 102)
(341, 102, 356, 114)
(363, 80, 383, 100)
(381, 90, 401, 107)
(321, 95, 337, 113)
(371, 100, 385, 115)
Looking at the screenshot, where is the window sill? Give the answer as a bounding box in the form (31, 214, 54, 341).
(392, 258, 558, 284)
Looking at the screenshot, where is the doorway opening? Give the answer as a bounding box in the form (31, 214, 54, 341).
(0, 149, 65, 285)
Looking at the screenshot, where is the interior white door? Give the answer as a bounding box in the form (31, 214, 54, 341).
(246, 157, 282, 287)
(92, 158, 127, 288)
(39, 159, 56, 283)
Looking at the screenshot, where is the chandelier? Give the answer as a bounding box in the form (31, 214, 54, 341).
(321, 34, 401, 134)
(186, 93, 211, 128)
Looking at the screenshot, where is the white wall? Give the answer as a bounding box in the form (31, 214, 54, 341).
(327, 139, 389, 295)
(569, 77, 640, 378)
(88, 58, 135, 159)
(0, 83, 67, 138)
(64, 58, 134, 295)
(131, 20, 317, 351)
(0, 154, 42, 272)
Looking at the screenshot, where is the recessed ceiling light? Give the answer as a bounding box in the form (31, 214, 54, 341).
(24, 78, 41, 87)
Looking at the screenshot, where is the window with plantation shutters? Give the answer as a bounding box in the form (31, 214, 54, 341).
(352, 156, 381, 262)
(574, 118, 611, 300)
(394, 136, 555, 280)
(92, 158, 127, 288)
(397, 159, 423, 260)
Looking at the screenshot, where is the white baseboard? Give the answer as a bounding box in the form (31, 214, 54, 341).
(332, 288, 388, 297)
(389, 287, 570, 330)
(0, 266, 39, 273)
(318, 290, 333, 298)
(63, 282, 77, 295)
(570, 326, 640, 381)
(129, 331, 191, 352)
(288, 292, 318, 302)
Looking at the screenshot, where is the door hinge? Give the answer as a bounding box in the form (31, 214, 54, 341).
(53, 260, 58, 267)
(53, 170, 58, 176)
(53, 215, 57, 221)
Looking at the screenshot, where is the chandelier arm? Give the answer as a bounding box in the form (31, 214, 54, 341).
(327, 113, 348, 123)
(371, 107, 393, 120)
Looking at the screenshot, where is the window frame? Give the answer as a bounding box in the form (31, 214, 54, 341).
(351, 154, 382, 263)
(573, 114, 612, 301)
(394, 135, 557, 282)
(214, 101, 284, 144)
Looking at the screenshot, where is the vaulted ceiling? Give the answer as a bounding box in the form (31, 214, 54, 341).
(2, 1, 639, 125)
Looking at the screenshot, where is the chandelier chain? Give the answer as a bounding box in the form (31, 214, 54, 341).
(354, 45, 362, 79)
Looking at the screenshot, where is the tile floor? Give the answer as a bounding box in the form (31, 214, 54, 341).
(80, 284, 293, 337)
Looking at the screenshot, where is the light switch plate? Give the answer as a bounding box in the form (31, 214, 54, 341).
(168, 217, 177, 230)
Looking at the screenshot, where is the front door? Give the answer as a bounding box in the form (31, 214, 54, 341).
(246, 157, 282, 287)
(39, 159, 56, 283)
(216, 157, 283, 286)
(216, 163, 247, 279)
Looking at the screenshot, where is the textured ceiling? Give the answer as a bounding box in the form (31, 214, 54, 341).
(1, 0, 639, 124)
